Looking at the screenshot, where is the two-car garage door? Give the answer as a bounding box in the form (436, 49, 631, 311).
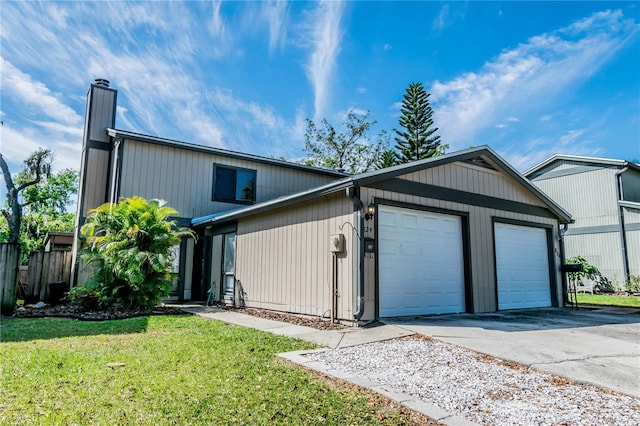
(378, 205, 466, 317)
(378, 204, 553, 317)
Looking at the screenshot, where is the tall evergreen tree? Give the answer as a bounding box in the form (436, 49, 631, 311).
(394, 82, 445, 163)
(375, 149, 397, 169)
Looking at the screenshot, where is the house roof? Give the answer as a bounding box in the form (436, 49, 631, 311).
(192, 145, 573, 227)
(523, 154, 640, 177)
(106, 128, 348, 178)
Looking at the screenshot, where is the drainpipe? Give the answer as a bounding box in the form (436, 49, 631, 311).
(615, 168, 630, 284)
(558, 223, 568, 306)
(346, 186, 365, 321)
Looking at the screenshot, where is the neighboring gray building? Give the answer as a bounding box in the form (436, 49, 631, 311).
(74, 80, 573, 324)
(525, 155, 640, 286)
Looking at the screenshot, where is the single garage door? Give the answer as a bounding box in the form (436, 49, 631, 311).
(495, 222, 551, 310)
(378, 205, 466, 317)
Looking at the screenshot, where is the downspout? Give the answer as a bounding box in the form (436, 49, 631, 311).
(346, 186, 365, 321)
(615, 168, 630, 283)
(558, 223, 568, 306)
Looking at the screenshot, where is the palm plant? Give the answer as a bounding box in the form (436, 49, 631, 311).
(80, 197, 195, 308)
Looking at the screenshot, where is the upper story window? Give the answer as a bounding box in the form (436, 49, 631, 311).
(212, 164, 257, 204)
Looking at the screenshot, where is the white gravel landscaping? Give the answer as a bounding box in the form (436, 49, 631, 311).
(305, 337, 640, 426)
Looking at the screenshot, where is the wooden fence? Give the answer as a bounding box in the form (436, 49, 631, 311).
(24, 251, 73, 302)
(1, 243, 21, 316)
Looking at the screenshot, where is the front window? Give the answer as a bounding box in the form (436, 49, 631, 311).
(212, 165, 256, 204)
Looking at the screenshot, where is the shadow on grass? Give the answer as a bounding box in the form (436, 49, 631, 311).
(0, 316, 150, 343)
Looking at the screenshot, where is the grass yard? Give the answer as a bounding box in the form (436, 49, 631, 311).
(0, 315, 426, 425)
(576, 293, 640, 308)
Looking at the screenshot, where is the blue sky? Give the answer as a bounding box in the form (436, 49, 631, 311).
(1, 1, 639, 188)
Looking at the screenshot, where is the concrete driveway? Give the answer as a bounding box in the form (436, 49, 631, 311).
(383, 307, 640, 397)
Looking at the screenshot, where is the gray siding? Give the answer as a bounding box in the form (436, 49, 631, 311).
(532, 167, 620, 228)
(624, 206, 640, 277)
(564, 233, 625, 285)
(87, 87, 116, 143)
(235, 193, 355, 320)
(119, 139, 339, 219)
(529, 163, 635, 282)
(80, 149, 110, 216)
(361, 161, 562, 317)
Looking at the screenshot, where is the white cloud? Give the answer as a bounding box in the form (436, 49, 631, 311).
(501, 127, 605, 171)
(1, 58, 82, 126)
(261, 0, 288, 54)
(383, 43, 392, 51)
(303, 1, 345, 121)
(495, 124, 507, 129)
(507, 117, 519, 122)
(432, 4, 450, 31)
(430, 9, 640, 150)
(356, 87, 367, 94)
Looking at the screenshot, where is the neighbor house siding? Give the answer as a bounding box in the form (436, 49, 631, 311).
(118, 139, 340, 219)
(529, 164, 631, 283)
(531, 166, 620, 228)
(234, 193, 355, 321)
(360, 161, 561, 317)
(564, 233, 626, 284)
(623, 206, 640, 277)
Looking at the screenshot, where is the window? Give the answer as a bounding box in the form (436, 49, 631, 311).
(212, 165, 257, 203)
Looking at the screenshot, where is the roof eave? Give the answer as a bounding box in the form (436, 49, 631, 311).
(106, 128, 348, 178)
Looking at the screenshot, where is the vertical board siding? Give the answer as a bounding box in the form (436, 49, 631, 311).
(532, 167, 620, 227)
(119, 139, 339, 219)
(88, 88, 115, 143)
(624, 207, 640, 277)
(403, 162, 547, 206)
(235, 193, 354, 320)
(82, 150, 110, 215)
(361, 160, 562, 317)
(564, 233, 626, 285)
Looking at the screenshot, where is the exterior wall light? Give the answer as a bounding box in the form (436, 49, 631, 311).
(364, 202, 375, 221)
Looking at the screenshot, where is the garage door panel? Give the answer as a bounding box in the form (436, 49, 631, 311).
(379, 205, 466, 317)
(495, 223, 551, 310)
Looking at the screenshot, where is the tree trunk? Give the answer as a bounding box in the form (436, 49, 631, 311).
(0, 243, 21, 316)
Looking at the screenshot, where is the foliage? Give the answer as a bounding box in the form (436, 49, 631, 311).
(18, 168, 78, 216)
(66, 284, 105, 310)
(565, 256, 616, 293)
(1, 211, 76, 264)
(303, 110, 388, 174)
(0, 148, 53, 244)
(1, 150, 77, 263)
(0, 316, 417, 425)
(566, 256, 600, 282)
(626, 275, 640, 294)
(394, 82, 447, 163)
(376, 149, 398, 169)
(80, 197, 195, 308)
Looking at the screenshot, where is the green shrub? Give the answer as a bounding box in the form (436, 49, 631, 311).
(565, 256, 615, 293)
(626, 275, 640, 294)
(80, 197, 195, 309)
(67, 285, 104, 310)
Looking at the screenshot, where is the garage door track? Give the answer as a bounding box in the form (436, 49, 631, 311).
(384, 307, 640, 397)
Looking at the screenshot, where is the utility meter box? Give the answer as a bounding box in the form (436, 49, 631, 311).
(330, 233, 345, 253)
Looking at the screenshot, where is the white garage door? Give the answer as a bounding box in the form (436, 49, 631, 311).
(378, 205, 466, 317)
(495, 223, 551, 310)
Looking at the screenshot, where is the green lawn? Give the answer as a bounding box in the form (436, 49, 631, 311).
(0, 315, 423, 425)
(576, 293, 640, 308)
